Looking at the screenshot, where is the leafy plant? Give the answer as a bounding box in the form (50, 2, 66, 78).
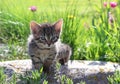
(107, 70, 120, 84)
(19, 67, 47, 84)
(0, 68, 17, 84)
(0, 68, 7, 84)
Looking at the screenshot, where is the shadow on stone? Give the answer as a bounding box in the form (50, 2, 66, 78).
(88, 61, 107, 66)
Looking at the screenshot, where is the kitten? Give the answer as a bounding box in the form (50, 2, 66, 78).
(27, 19, 71, 73)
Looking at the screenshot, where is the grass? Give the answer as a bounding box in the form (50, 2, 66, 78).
(0, 0, 120, 63)
(107, 70, 120, 84)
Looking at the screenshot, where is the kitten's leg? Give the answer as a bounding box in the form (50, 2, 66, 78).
(43, 60, 53, 73)
(43, 55, 56, 73)
(30, 55, 43, 70)
(58, 50, 70, 65)
(57, 45, 71, 65)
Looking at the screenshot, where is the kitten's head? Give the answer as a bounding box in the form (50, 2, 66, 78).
(30, 19, 63, 47)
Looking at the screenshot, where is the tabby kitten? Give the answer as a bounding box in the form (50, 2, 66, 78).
(28, 19, 71, 73)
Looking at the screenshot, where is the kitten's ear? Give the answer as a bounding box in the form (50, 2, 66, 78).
(54, 19, 63, 33)
(30, 21, 40, 34)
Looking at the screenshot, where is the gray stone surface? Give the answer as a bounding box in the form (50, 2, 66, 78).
(0, 59, 120, 84)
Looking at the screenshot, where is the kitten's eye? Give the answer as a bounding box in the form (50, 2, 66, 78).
(51, 36, 58, 42)
(40, 36, 46, 41)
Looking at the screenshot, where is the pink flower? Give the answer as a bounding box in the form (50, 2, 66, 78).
(29, 6, 37, 12)
(110, 2, 117, 8)
(108, 12, 114, 24)
(104, 2, 107, 7)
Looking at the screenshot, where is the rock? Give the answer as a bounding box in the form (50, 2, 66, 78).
(0, 59, 120, 84)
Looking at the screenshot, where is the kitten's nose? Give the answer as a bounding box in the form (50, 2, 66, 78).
(47, 41, 51, 46)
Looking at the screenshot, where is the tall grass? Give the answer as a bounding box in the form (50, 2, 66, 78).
(0, 0, 120, 62)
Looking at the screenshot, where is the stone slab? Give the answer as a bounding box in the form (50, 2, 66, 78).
(0, 60, 120, 84)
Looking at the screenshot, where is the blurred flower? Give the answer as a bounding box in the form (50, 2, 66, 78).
(77, 48, 81, 52)
(110, 2, 117, 8)
(29, 6, 37, 12)
(103, 2, 107, 7)
(86, 42, 92, 47)
(84, 22, 90, 29)
(108, 12, 114, 25)
(106, 43, 110, 46)
(68, 15, 76, 19)
(44, 20, 48, 22)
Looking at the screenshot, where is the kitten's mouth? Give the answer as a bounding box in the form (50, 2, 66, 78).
(47, 45, 52, 48)
(44, 44, 52, 48)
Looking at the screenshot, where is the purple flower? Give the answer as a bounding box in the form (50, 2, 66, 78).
(103, 2, 107, 7)
(108, 12, 114, 23)
(29, 6, 37, 12)
(110, 2, 117, 8)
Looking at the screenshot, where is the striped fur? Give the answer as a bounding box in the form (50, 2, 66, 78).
(28, 19, 71, 73)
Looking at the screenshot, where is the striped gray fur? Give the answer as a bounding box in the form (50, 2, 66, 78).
(27, 19, 71, 73)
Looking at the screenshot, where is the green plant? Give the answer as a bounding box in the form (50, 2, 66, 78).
(107, 70, 120, 84)
(0, 68, 18, 84)
(19, 67, 47, 84)
(0, 44, 28, 61)
(10, 73, 17, 84)
(0, 68, 7, 84)
(60, 75, 73, 84)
